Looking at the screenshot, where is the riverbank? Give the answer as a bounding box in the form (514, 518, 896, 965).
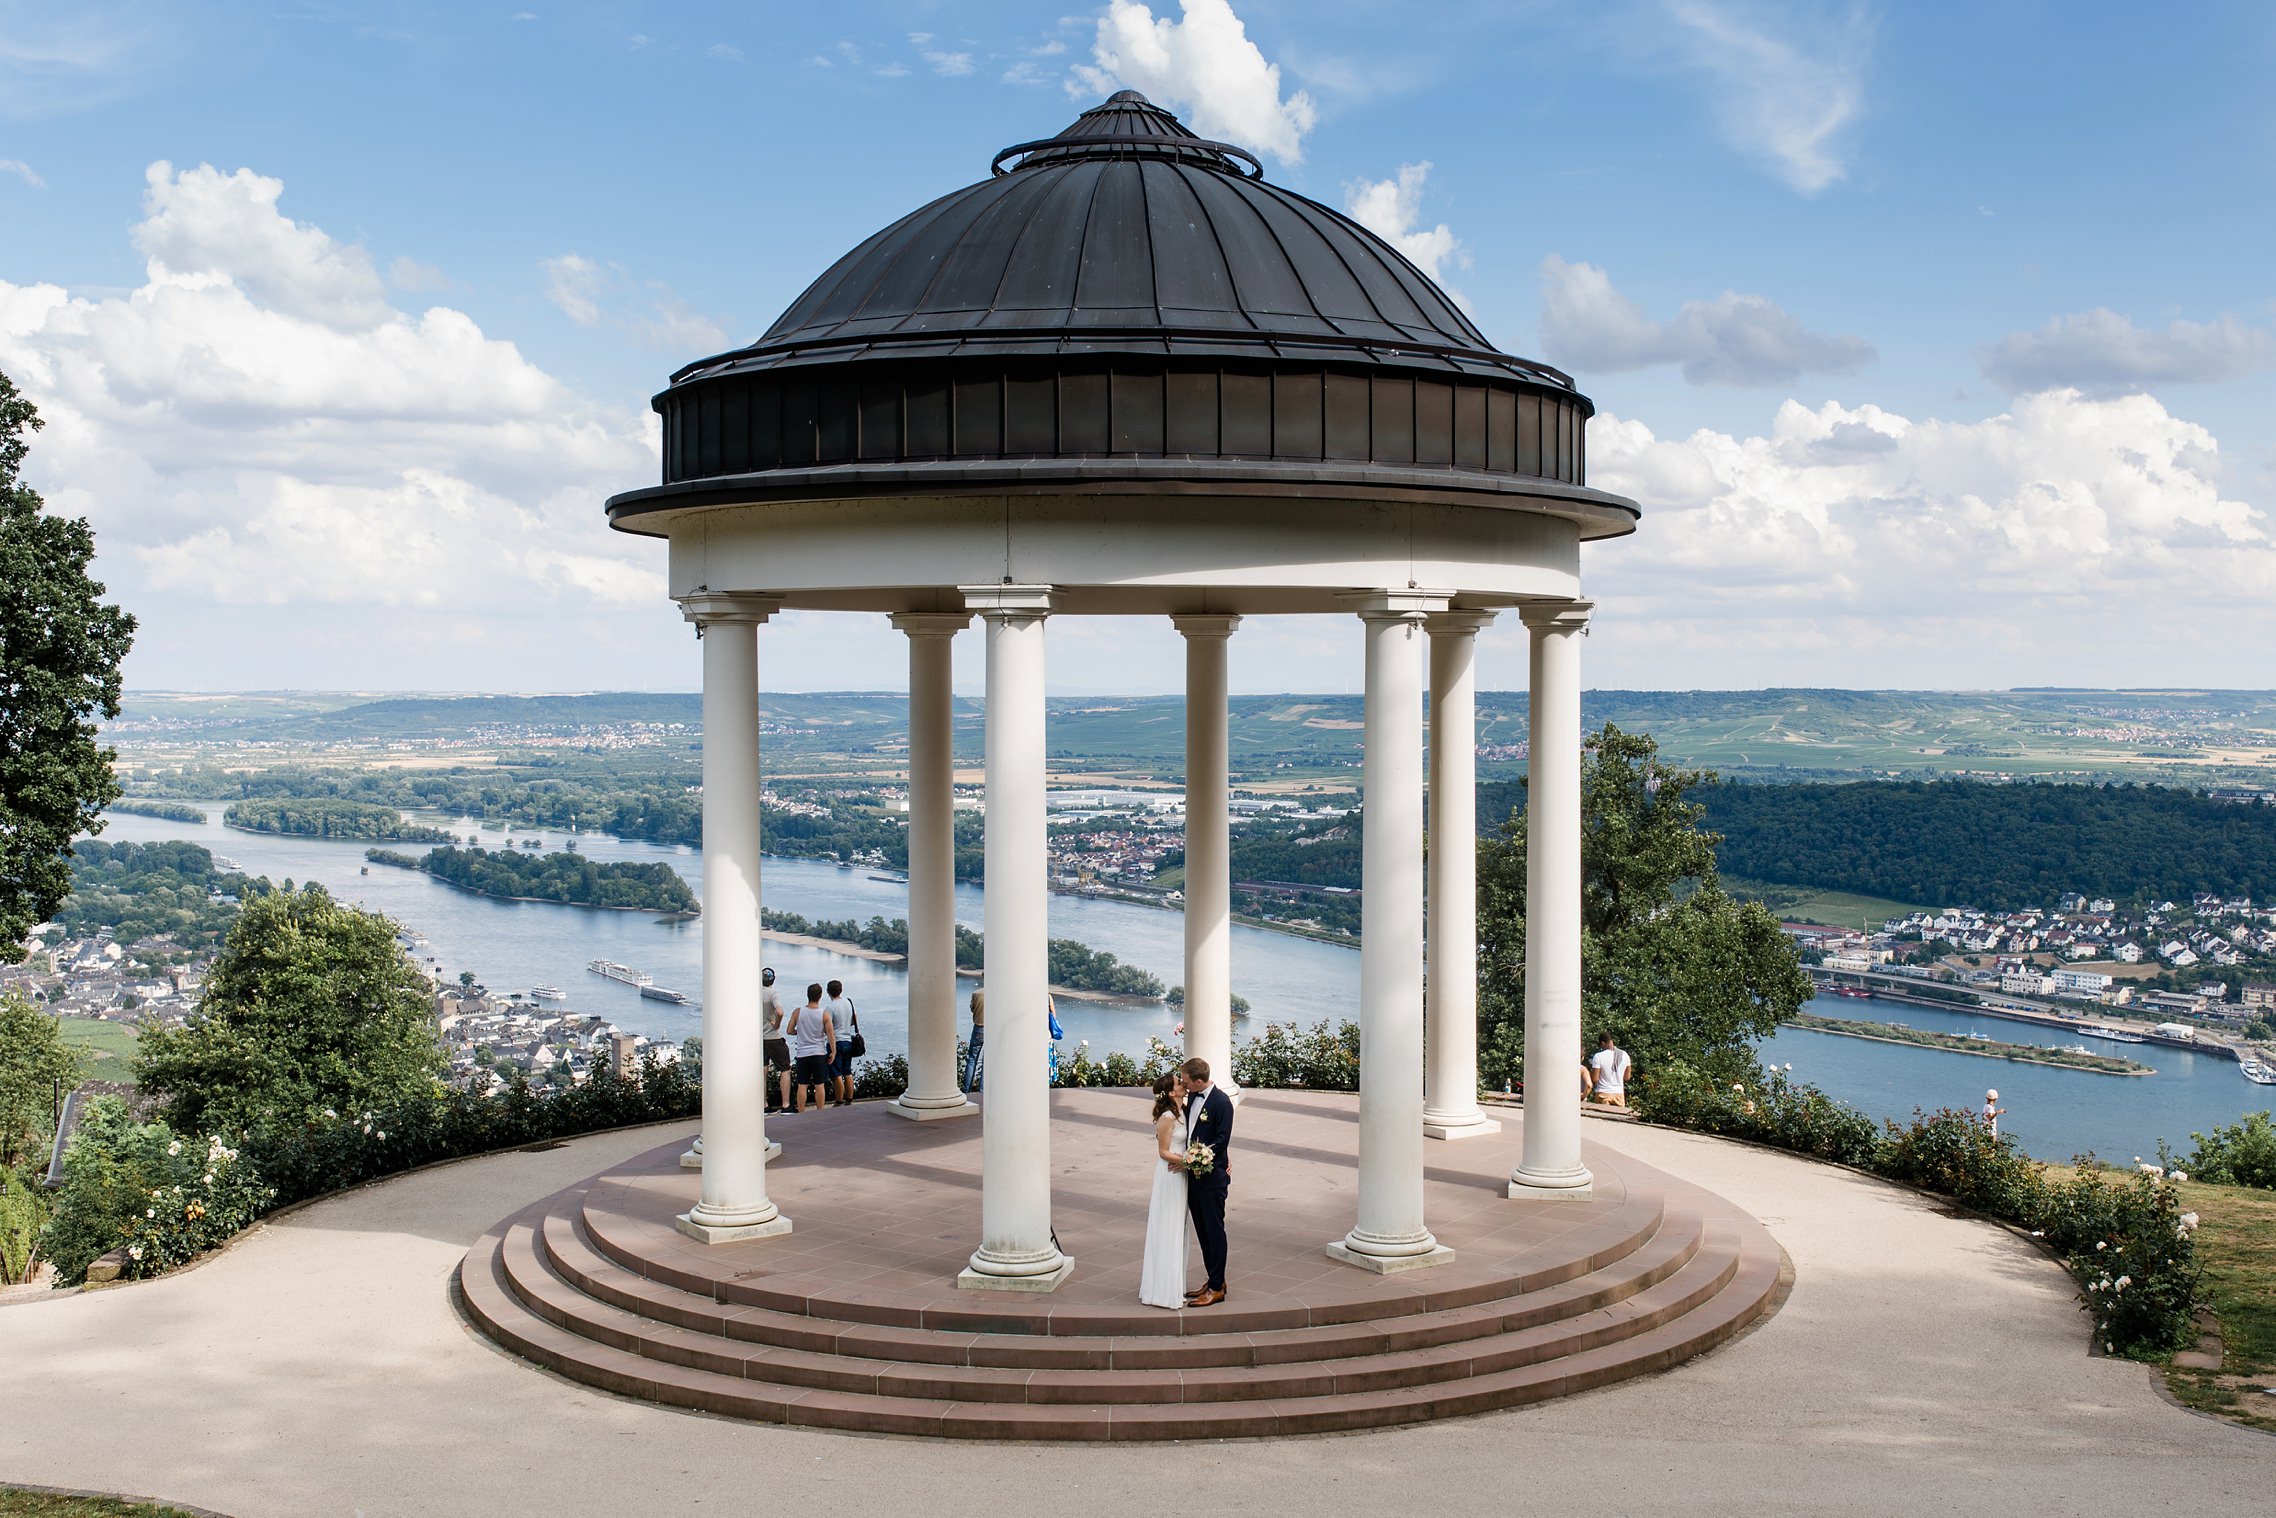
(367, 856, 697, 917)
(1788, 1012, 2154, 1075)
(765, 930, 1162, 1006)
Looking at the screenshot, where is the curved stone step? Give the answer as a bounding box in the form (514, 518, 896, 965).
(539, 1188, 1706, 1372)
(574, 1170, 1672, 1340)
(463, 1207, 1779, 1438)
(500, 1197, 1732, 1405)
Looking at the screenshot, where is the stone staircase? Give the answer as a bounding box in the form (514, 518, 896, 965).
(459, 1101, 1782, 1439)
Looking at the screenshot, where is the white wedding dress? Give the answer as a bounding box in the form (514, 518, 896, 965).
(1138, 1111, 1190, 1308)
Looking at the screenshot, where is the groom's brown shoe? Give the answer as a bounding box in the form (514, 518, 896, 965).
(1186, 1287, 1226, 1308)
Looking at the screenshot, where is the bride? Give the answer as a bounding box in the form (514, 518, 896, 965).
(1138, 1068, 1191, 1309)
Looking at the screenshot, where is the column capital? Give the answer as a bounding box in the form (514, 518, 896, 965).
(1171, 613, 1242, 640)
(679, 592, 784, 627)
(1338, 588, 1453, 622)
(890, 611, 972, 638)
(959, 584, 1054, 621)
(1518, 598, 1594, 633)
(1424, 609, 1498, 638)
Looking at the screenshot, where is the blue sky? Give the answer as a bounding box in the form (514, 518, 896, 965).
(4, 1, 2273, 694)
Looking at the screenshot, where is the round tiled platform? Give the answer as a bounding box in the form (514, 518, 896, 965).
(460, 1088, 1782, 1439)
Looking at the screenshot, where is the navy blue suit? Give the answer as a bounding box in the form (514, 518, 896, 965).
(1185, 1085, 1234, 1291)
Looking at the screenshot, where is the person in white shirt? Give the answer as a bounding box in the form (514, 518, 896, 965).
(786, 983, 834, 1115)
(824, 978, 858, 1107)
(760, 967, 789, 1113)
(1586, 1033, 1632, 1108)
(1982, 1089, 2006, 1136)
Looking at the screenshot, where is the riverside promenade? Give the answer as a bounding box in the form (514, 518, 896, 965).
(4, 1111, 2272, 1515)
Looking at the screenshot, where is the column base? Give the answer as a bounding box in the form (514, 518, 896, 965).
(674, 1211, 793, 1246)
(1422, 1111, 1503, 1141)
(1507, 1169, 1596, 1201)
(1326, 1239, 1457, 1275)
(680, 1140, 781, 1168)
(887, 1096, 980, 1122)
(956, 1257, 1075, 1294)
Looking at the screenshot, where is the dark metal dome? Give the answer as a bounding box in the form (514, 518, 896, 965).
(614, 93, 1633, 537)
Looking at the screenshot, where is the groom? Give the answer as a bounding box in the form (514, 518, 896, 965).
(1181, 1057, 1234, 1307)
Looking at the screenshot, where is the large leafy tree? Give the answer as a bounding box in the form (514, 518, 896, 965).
(1478, 724, 1813, 1088)
(1, 368, 137, 960)
(0, 994, 86, 1169)
(135, 885, 445, 1134)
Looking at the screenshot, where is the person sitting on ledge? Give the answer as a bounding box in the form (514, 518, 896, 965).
(1586, 1032, 1632, 1108)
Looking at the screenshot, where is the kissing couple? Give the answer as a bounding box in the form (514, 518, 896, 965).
(1138, 1057, 1233, 1309)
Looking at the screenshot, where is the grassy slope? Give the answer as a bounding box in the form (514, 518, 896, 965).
(56, 1018, 140, 1071)
(1720, 877, 1930, 929)
(2164, 1179, 2276, 1435)
(0, 1491, 209, 1518)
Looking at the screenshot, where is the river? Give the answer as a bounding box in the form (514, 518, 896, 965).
(92, 805, 2271, 1164)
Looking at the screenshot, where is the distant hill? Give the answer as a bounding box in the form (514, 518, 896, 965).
(112, 688, 2276, 787)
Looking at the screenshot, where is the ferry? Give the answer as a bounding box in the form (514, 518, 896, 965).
(2241, 1059, 2276, 1086)
(869, 872, 911, 885)
(640, 985, 690, 1004)
(587, 959, 652, 987)
(1829, 986, 1874, 1000)
(530, 984, 567, 1001)
(2081, 1024, 2148, 1045)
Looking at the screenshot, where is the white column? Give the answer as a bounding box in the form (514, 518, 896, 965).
(1510, 599, 1595, 1200)
(1172, 614, 1240, 1096)
(1423, 611, 1501, 1141)
(1329, 592, 1455, 1274)
(675, 594, 792, 1244)
(956, 585, 1072, 1292)
(890, 612, 977, 1122)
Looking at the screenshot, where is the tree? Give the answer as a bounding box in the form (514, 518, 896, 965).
(1477, 724, 1813, 1088)
(0, 995, 85, 1169)
(0, 369, 137, 959)
(134, 885, 445, 1134)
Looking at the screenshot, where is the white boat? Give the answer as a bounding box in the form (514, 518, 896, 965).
(2081, 1025, 2147, 1044)
(587, 959, 651, 987)
(640, 985, 690, 1004)
(530, 984, 567, 1001)
(2241, 1059, 2276, 1086)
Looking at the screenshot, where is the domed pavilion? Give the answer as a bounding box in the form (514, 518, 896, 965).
(605, 91, 1639, 1282)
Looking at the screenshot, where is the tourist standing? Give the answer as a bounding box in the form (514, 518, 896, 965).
(824, 979, 859, 1107)
(1587, 1033, 1633, 1108)
(1982, 1088, 2006, 1136)
(965, 988, 986, 1092)
(1047, 992, 1065, 1084)
(787, 982, 833, 1115)
(760, 966, 789, 1114)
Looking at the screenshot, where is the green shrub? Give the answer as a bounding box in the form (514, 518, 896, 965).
(1231, 1020, 1361, 1090)
(852, 1055, 910, 1101)
(2167, 1111, 2276, 1190)
(1632, 1062, 1884, 1169)
(1880, 1108, 2048, 1218)
(1052, 1042, 1161, 1089)
(41, 1098, 275, 1285)
(1, 1165, 52, 1283)
(2037, 1161, 2201, 1359)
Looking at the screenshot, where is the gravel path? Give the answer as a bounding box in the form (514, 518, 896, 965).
(3, 1113, 2269, 1516)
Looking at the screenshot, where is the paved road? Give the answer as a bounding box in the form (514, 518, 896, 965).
(3, 1115, 2270, 1516)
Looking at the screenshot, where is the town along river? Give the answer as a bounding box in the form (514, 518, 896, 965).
(94, 807, 2270, 1165)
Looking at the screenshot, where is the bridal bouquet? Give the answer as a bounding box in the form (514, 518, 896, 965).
(1182, 1140, 1216, 1177)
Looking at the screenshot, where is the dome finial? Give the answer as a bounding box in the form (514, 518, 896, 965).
(1107, 88, 1150, 105)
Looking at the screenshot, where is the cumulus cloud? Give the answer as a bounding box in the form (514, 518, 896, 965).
(1578, 389, 2275, 684)
(1661, 0, 1870, 194)
(1980, 309, 2274, 395)
(1343, 163, 1465, 287)
(1538, 255, 1873, 386)
(1070, 0, 1317, 163)
(0, 161, 661, 653)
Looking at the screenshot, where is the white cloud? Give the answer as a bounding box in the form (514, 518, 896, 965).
(708, 42, 744, 63)
(873, 62, 911, 78)
(541, 253, 726, 351)
(1579, 389, 2276, 685)
(1, 158, 43, 188)
(1980, 309, 2274, 395)
(1661, 0, 1870, 195)
(910, 33, 974, 76)
(133, 162, 394, 329)
(1070, 0, 1317, 163)
(1538, 255, 1873, 386)
(1343, 163, 1464, 287)
(0, 161, 661, 650)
